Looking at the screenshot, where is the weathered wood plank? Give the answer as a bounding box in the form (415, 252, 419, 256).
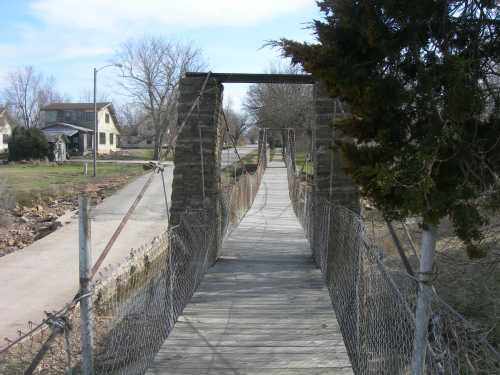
(147, 368, 353, 375)
(146, 160, 353, 374)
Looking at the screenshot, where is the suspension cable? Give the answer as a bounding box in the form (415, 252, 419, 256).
(198, 101, 206, 200)
(160, 71, 212, 162)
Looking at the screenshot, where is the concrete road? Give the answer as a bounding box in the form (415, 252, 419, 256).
(221, 144, 258, 167)
(0, 168, 173, 343)
(0, 145, 257, 344)
(67, 144, 258, 167)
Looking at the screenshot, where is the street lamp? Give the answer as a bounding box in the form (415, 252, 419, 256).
(92, 63, 122, 177)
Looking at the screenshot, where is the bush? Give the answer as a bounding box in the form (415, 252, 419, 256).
(8, 127, 50, 161)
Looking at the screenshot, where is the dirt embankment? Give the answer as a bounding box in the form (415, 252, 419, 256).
(0, 177, 137, 257)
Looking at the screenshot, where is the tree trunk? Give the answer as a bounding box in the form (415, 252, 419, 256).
(411, 222, 438, 375)
(153, 128, 162, 161)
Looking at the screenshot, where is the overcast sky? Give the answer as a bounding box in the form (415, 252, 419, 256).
(0, 0, 320, 112)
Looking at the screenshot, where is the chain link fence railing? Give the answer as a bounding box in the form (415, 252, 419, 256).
(0, 141, 266, 374)
(284, 134, 500, 375)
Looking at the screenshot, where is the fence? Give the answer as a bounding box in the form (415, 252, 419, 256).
(284, 135, 500, 375)
(0, 141, 266, 374)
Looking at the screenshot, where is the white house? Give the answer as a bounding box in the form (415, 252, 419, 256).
(40, 102, 121, 155)
(0, 107, 13, 153)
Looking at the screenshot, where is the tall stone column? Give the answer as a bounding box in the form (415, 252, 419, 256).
(170, 76, 224, 265)
(312, 81, 363, 372)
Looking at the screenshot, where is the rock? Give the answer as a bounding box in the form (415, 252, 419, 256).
(7, 239, 14, 246)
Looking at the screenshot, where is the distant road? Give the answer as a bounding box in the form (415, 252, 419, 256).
(67, 144, 258, 166)
(221, 144, 258, 167)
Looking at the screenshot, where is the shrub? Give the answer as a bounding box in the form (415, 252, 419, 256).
(8, 127, 50, 161)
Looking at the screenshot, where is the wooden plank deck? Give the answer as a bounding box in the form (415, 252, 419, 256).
(146, 160, 353, 375)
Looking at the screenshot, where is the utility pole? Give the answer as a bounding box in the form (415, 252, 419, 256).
(93, 68, 97, 177)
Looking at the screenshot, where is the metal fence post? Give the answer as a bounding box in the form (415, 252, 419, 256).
(78, 195, 94, 375)
(412, 223, 438, 375)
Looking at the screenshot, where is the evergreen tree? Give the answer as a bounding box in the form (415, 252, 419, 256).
(8, 127, 50, 161)
(276, 0, 500, 257)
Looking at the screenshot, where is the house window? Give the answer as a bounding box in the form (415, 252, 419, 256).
(85, 112, 93, 122)
(2, 134, 8, 144)
(105, 114, 110, 123)
(110, 133, 114, 145)
(99, 132, 106, 145)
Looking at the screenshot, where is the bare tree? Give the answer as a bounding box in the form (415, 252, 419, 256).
(223, 100, 251, 146)
(115, 36, 206, 160)
(3, 66, 63, 128)
(245, 126, 260, 144)
(244, 63, 314, 145)
(116, 103, 145, 136)
(78, 89, 109, 103)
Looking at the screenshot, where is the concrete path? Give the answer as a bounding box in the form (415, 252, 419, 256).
(0, 169, 173, 343)
(146, 160, 353, 374)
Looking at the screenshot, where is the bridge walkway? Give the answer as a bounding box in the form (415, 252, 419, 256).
(146, 160, 353, 374)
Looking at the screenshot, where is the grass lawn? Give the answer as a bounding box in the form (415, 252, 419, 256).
(295, 151, 314, 176)
(78, 148, 173, 161)
(0, 162, 145, 206)
(109, 148, 155, 160)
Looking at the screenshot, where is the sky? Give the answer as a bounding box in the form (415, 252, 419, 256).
(0, 0, 321, 113)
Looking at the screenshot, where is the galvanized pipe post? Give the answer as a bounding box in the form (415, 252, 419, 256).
(412, 223, 438, 375)
(78, 195, 94, 375)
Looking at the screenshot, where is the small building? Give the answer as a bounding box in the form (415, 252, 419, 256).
(40, 102, 121, 155)
(0, 107, 13, 153)
(46, 134, 68, 162)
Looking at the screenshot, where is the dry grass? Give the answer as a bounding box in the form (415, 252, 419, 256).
(363, 207, 500, 350)
(0, 162, 145, 207)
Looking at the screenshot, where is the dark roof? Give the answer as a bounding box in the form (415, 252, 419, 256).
(41, 122, 94, 137)
(41, 102, 111, 111)
(40, 102, 120, 130)
(45, 133, 69, 143)
(185, 72, 316, 84)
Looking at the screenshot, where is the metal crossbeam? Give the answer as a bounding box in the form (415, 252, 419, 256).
(185, 72, 316, 84)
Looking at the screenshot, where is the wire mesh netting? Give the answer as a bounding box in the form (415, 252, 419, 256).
(0, 138, 267, 374)
(284, 131, 500, 375)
